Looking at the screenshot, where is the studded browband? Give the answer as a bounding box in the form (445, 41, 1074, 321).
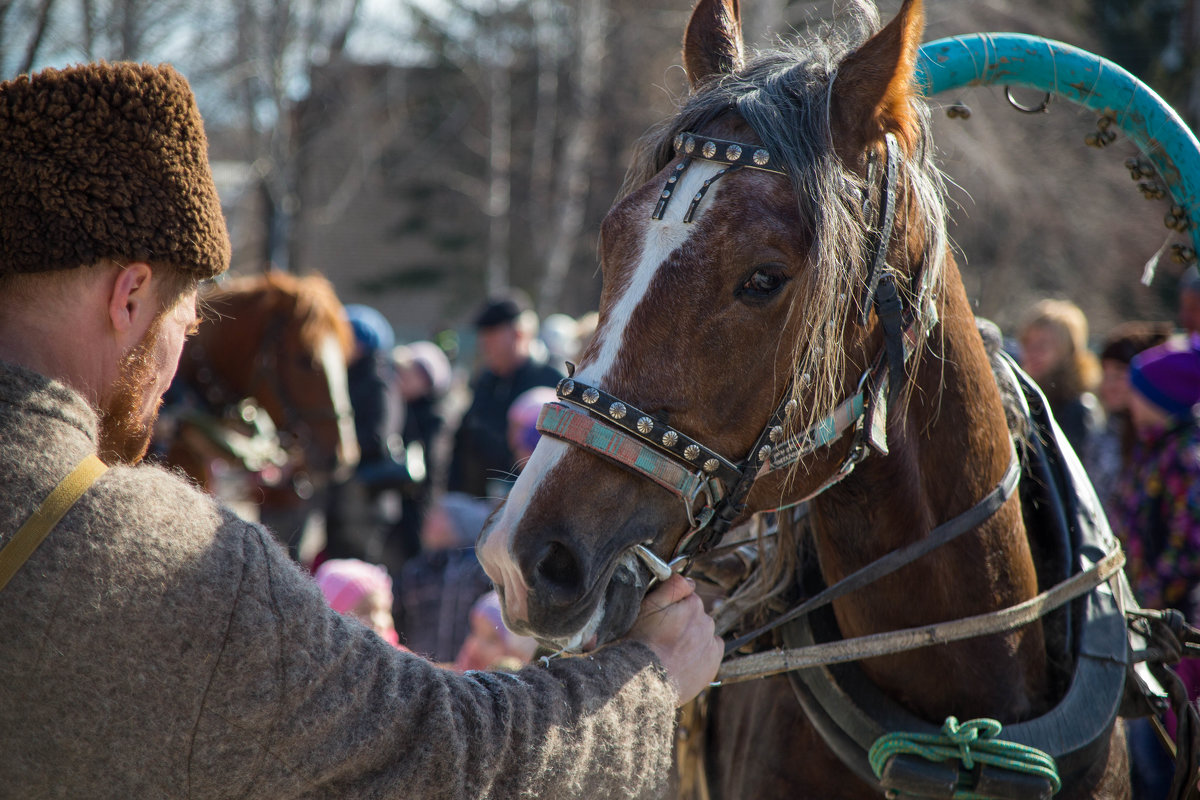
(554, 375, 743, 486)
(653, 132, 788, 222)
(674, 132, 787, 174)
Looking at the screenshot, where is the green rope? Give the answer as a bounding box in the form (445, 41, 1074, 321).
(868, 716, 1062, 799)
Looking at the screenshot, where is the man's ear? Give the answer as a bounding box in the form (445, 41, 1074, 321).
(107, 262, 156, 339)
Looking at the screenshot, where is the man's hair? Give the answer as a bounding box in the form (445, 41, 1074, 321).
(0, 259, 197, 317)
(0, 62, 230, 281)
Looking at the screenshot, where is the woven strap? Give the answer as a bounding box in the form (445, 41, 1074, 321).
(0, 454, 108, 592)
(717, 546, 1125, 683)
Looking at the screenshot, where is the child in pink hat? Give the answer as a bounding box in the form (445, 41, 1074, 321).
(315, 559, 404, 649)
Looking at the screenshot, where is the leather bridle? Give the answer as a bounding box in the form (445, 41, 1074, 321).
(537, 130, 944, 580)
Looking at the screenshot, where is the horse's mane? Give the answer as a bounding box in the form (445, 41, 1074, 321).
(204, 270, 353, 359)
(621, 7, 950, 476)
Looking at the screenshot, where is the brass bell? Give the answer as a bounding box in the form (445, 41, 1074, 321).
(1139, 182, 1166, 200)
(1165, 206, 1190, 233)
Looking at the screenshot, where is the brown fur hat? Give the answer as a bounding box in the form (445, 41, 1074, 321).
(0, 62, 230, 280)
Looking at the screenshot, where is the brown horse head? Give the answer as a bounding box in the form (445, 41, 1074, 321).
(171, 270, 359, 493)
(478, 0, 951, 651)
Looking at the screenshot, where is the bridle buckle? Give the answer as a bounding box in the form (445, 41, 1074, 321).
(683, 472, 717, 529)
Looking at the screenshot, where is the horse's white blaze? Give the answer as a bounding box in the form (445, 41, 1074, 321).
(317, 333, 359, 476)
(481, 436, 571, 622)
(482, 160, 729, 632)
(580, 160, 728, 387)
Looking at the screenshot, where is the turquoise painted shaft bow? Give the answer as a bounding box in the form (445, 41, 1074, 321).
(917, 33, 1200, 259)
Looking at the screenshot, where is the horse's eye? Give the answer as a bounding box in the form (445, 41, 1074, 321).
(737, 268, 787, 303)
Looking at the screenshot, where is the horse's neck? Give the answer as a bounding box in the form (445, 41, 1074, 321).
(810, 276, 1048, 720)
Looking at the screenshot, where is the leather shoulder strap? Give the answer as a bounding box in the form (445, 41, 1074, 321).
(0, 454, 108, 592)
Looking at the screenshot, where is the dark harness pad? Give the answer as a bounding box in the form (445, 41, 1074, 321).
(780, 345, 1130, 794)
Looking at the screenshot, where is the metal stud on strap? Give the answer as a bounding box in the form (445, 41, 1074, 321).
(674, 133, 787, 176)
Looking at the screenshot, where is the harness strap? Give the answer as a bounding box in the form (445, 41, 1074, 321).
(724, 454, 1022, 654)
(859, 133, 902, 325)
(874, 276, 908, 411)
(717, 545, 1126, 683)
(0, 454, 108, 592)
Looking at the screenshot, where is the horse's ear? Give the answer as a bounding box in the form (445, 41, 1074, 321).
(830, 0, 924, 160)
(682, 0, 744, 87)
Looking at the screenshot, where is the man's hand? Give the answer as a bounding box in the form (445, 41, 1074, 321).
(625, 574, 722, 706)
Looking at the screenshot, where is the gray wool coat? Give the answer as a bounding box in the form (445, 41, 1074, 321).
(0, 361, 677, 799)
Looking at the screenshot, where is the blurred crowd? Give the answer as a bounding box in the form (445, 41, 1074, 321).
(1012, 267, 1200, 800)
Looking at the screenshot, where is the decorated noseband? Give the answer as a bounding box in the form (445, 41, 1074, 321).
(653, 132, 786, 221)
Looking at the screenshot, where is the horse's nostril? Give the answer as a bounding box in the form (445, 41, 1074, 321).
(535, 541, 583, 595)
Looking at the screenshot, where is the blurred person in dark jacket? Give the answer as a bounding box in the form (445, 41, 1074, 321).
(322, 304, 409, 566)
(448, 291, 562, 498)
(391, 340, 452, 560)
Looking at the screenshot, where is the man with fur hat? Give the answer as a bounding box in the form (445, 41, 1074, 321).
(0, 62, 721, 798)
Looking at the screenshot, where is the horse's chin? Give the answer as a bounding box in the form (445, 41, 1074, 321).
(537, 549, 650, 653)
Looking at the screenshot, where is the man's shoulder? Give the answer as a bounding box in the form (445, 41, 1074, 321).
(82, 461, 263, 567)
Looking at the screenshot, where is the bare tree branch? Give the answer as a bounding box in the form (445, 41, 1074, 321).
(539, 0, 609, 313)
(18, 0, 56, 75)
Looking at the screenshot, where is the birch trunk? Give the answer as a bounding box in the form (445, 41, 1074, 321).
(539, 0, 608, 314)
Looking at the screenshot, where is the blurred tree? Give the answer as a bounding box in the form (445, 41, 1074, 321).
(216, 0, 364, 271)
(1091, 0, 1200, 129)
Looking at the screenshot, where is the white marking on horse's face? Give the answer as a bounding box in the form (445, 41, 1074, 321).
(480, 436, 571, 623)
(317, 333, 359, 477)
(479, 159, 729, 635)
(579, 160, 728, 387)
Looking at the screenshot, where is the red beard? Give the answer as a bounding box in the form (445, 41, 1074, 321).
(97, 315, 165, 466)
